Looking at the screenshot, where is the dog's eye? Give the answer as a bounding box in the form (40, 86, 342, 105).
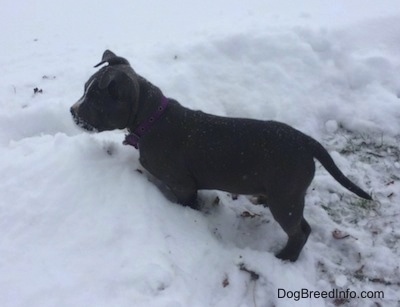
(107, 80, 119, 99)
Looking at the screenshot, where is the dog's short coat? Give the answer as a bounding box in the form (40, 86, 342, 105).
(71, 50, 372, 262)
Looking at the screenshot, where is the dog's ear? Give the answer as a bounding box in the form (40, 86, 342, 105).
(94, 50, 130, 68)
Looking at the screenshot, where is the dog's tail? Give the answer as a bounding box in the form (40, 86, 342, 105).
(307, 137, 372, 200)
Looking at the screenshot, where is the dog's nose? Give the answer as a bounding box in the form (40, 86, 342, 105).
(70, 105, 78, 118)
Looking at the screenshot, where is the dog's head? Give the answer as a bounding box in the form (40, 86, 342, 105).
(70, 50, 140, 132)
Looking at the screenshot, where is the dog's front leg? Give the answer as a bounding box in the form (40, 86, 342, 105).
(169, 183, 199, 211)
(149, 175, 199, 210)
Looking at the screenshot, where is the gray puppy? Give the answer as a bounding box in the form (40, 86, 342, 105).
(71, 50, 372, 262)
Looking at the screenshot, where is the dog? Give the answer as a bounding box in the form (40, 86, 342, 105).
(71, 50, 372, 262)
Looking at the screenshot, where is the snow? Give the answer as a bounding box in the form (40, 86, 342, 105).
(1, 1, 400, 306)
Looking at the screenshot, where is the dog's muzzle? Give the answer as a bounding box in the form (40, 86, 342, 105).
(70, 105, 97, 132)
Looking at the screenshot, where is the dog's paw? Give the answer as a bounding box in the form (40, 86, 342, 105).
(275, 249, 300, 262)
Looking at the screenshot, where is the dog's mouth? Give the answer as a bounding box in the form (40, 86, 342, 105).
(70, 108, 98, 132)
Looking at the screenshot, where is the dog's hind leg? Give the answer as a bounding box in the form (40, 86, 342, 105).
(268, 194, 311, 262)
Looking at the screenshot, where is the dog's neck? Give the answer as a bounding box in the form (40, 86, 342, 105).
(125, 76, 169, 148)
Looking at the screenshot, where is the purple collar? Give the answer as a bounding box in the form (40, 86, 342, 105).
(123, 96, 169, 149)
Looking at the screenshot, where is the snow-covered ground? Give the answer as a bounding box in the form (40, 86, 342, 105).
(1, 1, 400, 306)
